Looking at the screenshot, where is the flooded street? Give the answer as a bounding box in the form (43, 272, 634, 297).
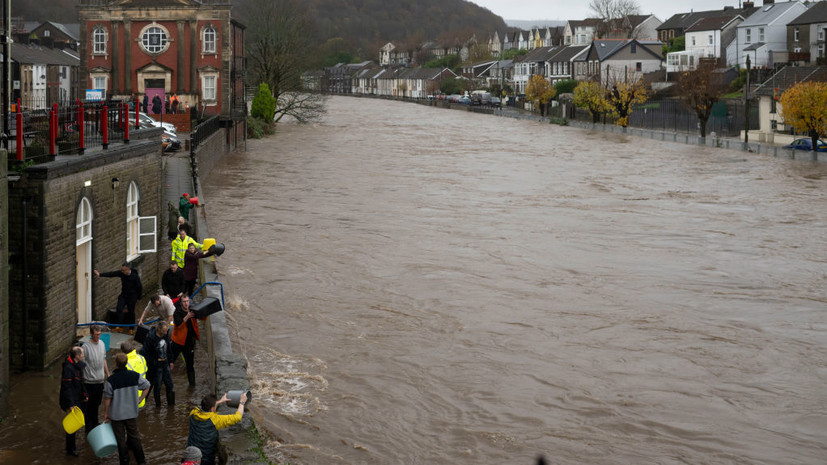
(204, 96, 827, 465)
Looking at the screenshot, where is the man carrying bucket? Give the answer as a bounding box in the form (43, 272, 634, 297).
(82, 325, 109, 435)
(104, 352, 150, 465)
(60, 345, 87, 457)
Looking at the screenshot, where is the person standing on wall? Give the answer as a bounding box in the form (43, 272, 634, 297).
(94, 262, 143, 332)
(104, 352, 150, 465)
(82, 325, 109, 435)
(171, 295, 201, 387)
(60, 346, 87, 457)
(171, 229, 201, 271)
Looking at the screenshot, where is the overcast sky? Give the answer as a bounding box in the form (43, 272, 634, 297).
(468, 0, 755, 23)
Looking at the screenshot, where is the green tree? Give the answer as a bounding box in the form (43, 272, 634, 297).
(500, 48, 528, 60)
(662, 36, 685, 57)
(250, 83, 276, 121)
(554, 79, 579, 97)
(780, 81, 827, 153)
(440, 76, 463, 95)
(424, 54, 461, 70)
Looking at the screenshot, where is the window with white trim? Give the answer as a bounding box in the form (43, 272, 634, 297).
(93, 76, 106, 91)
(202, 75, 217, 101)
(708, 34, 713, 45)
(126, 182, 140, 260)
(93, 27, 107, 54)
(794, 27, 800, 42)
(76, 197, 93, 246)
(746, 29, 751, 43)
(203, 26, 216, 54)
(759, 28, 764, 42)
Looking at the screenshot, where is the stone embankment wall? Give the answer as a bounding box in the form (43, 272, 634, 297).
(1, 149, 9, 417)
(189, 129, 262, 464)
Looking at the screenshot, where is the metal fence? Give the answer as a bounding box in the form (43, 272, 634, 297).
(5, 99, 136, 165)
(190, 115, 221, 150)
(559, 98, 760, 138)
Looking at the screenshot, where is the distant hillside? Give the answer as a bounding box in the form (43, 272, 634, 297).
(19, 0, 507, 61)
(505, 19, 566, 29)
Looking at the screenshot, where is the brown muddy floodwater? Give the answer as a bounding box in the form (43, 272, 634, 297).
(203, 96, 827, 465)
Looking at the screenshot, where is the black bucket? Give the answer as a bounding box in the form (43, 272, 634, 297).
(210, 243, 225, 256)
(133, 325, 151, 344)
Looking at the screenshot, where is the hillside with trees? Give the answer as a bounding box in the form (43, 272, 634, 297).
(24, 0, 506, 61)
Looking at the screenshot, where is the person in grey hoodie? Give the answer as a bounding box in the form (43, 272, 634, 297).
(104, 352, 150, 465)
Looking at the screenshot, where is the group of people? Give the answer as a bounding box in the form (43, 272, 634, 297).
(140, 93, 183, 115)
(60, 324, 248, 464)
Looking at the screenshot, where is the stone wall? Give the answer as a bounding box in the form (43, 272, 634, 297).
(7, 138, 164, 370)
(193, 128, 228, 182)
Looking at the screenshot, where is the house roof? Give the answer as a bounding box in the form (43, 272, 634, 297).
(788, 0, 827, 26)
(743, 41, 766, 51)
(35, 21, 80, 41)
(569, 18, 602, 28)
(589, 39, 663, 61)
(754, 65, 827, 96)
(740, 1, 806, 27)
(685, 15, 743, 33)
(547, 45, 587, 62)
(10, 43, 79, 65)
(658, 6, 759, 31)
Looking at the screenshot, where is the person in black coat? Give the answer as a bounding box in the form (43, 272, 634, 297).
(60, 346, 87, 456)
(142, 94, 148, 113)
(162, 261, 185, 300)
(151, 95, 162, 115)
(140, 321, 175, 406)
(94, 262, 143, 329)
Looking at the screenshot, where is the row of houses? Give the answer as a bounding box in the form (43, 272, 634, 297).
(663, 0, 826, 71)
(311, 37, 665, 98)
(3, 42, 81, 109)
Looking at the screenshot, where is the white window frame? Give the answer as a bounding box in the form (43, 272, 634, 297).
(126, 181, 140, 260)
(93, 27, 107, 55)
(794, 27, 800, 42)
(138, 216, 157, 254)
(76, 197, 93, 246)
(138, 23, 171, 55)
(202, 74, 217, 102)
(93, 76, 107, 91)
(708, 34, 713, 45)
(746, 28, 751, 44)
(203, 26, 216, 54)
(759, 28, 765, 42)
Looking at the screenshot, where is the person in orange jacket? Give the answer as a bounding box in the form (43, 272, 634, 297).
(171, 295, 201, 386)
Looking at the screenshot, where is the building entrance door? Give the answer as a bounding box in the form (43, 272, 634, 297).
(76, 197, 93, 325)
(145, 80, 166, 115)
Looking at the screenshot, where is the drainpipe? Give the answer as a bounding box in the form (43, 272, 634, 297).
(21, 196, 28, 369)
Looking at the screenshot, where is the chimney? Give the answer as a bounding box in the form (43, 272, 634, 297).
(764, 0, 774, 4)
(743, 1, 754, 8)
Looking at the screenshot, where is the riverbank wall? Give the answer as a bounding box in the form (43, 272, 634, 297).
(343, 94, 822, 162)
(172, 129, 263, 464)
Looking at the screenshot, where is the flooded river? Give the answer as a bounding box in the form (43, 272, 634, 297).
(203, 96, 827, 465)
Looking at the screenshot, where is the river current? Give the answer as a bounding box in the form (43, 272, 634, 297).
(202, 96, 827, 465)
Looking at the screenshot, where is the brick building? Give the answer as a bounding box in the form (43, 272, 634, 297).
(77, 0, 246, 138)
(7, 136, 163, 370)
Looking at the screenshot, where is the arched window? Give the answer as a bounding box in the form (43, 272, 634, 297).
(203, 26, 216, 54)
(139, 23, 170, 55)
(126, 181, 140, 260)
(76, 197, 93, 245)
(125, 181, 158, 260)
(93, 27, 107, 54)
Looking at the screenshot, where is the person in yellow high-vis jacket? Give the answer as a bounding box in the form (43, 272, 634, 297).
(171, 229, 200, 270)
(122, 341, 148, 408)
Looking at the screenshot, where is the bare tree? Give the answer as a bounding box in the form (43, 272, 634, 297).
(589, 0, 641, 38)
(678, 60, 729, 139)
(241, 0, 326, 123)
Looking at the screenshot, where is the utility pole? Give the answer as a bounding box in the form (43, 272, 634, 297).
(744, 55, 751, 147)
(2, 0, 10, 149)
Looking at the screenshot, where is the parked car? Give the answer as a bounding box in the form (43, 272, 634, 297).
(458, 96, 471, 105)
(489, 97, 501, 106)
(162, 130, 181, 152)
(138, 112, 176, 134)
(783, 138, 827, 152)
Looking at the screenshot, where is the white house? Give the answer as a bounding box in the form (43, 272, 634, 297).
(668, 14, 745, 73)
(735, 0, 809, 68)
(564, 19, 601, 46)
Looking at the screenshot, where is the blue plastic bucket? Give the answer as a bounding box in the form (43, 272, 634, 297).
(99, 333, 111, 352)
(87, 422, 117, 457)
